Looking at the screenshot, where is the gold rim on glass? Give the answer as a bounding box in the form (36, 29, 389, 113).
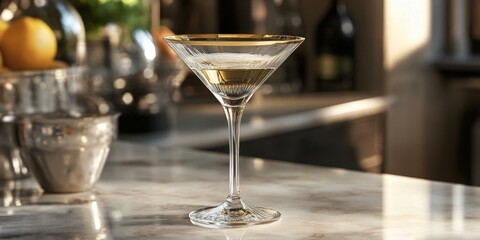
(163, 34, 305, 46)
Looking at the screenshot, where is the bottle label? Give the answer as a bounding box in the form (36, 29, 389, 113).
(316, 54, 353, 81)
(342, 57, 353, 76)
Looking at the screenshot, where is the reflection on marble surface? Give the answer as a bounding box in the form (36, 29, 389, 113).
(1, 142, 480, 239)
(0, 191, 109, 239)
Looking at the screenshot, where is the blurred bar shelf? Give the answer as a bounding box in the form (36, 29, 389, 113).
(120, 93, 390, 173)
(120, 93, 391, 149)
(433, 56, 480, 77)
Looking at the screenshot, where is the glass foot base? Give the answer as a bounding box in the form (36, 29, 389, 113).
(189, 199, 281, 228)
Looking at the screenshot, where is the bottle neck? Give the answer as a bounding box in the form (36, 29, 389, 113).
(280, 0, 300, 15)
(330, 0, 347, 14)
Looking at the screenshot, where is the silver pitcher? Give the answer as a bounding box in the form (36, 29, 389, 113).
(0, 115, 29, 180)
(0, 67, 86, 181)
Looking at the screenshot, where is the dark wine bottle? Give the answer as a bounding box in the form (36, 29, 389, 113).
(274, 0, 306, 94)
(315, 0, 355, 91)
(470, 0, 480, 54)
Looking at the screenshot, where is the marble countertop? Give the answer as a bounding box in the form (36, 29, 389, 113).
(120, 93, 391, 148)
(2, 142, 480, 239)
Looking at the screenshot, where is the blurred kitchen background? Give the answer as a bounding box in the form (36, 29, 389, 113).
(24, 0, 480, 185)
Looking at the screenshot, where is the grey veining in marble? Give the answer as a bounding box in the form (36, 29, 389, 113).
(2, 142, 480, 239)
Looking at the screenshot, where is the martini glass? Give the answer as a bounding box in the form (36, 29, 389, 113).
(164, 34, 304, 228)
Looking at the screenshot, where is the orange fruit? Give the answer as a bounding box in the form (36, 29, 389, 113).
(0, 21, 9, 41)
(153, 26, 178, 60)
(0, 21, 8, 69)
(0, 16, 57, 70)
(0, 67, 10, 73)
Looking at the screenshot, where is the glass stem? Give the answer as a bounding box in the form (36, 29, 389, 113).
(222, 104, 245, 204)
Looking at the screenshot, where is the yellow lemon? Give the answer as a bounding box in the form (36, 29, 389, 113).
(0, 16, 57, 71)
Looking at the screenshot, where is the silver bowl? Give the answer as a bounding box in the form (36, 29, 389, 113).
(17, 112, 119, 193)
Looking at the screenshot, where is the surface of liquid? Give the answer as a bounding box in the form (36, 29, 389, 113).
(191, 68, 275, 98)
(189, 53, 277, 99)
